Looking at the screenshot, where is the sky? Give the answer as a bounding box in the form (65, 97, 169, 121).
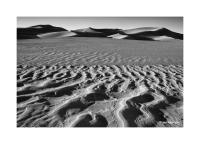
(17, 17, 183, 33)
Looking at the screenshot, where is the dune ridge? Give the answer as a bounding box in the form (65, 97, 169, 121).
(17, 25, 183, 41)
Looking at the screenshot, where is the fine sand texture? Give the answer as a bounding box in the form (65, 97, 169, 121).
(17, 37, 183, 127)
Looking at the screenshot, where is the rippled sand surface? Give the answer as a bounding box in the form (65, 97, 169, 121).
(17, 37, 183, 127)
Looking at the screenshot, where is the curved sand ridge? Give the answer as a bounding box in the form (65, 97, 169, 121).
(17, 64, 183, 127)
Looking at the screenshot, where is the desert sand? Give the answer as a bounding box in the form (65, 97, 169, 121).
(17, 36, 183, 127)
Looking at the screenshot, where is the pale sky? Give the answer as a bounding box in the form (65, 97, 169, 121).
(17, 17, 183, 33)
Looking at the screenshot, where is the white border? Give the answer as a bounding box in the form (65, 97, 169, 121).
(1, 0, 200, 144)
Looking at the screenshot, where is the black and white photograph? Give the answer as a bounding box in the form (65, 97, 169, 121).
(17, 17, 183, 127)
(2, 0, 200, 143)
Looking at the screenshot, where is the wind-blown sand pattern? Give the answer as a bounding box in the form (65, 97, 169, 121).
(17, 37, 183, 127)
(17, 37, 183, 66)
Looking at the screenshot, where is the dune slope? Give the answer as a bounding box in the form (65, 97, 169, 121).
(38, 31, 77, 38)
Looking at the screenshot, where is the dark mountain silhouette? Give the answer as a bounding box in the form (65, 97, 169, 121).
(17, 25, 183, 41)
(17, 24, 67, 39)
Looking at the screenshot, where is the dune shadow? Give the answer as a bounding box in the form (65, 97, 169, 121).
(56, 98, 94, 121)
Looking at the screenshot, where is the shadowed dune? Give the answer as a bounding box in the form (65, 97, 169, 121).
(72, 27, 108, 37)
(89, 28, 122, 36)
(119, 27, 183, 40)
(17, 25, 67, 39)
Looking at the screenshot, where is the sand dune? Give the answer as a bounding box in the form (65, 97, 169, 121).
(73, 27, 101, 33)
(17, 37, 183, 127)
(120, 27, 183, 40)
(38, 31, 77, 38)
(17, 25, 67, 39)
(150, 36, 174, 41)
(72, 28, 107, 38)
(121, 27, 161, 35)
(108, 33, 128, 39)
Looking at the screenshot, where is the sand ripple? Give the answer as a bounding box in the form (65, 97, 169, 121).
(17, 64, 183, 127)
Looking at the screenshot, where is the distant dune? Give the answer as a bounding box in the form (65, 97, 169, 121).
(17, 25, 183, 41)
(73, 27, 101, 33)
(149, 36, 174, 41)
(71, 27, 122, 37)
(121, 27, 161, 34)
(38, 31, 77, 38)
(17, 24, 67, 39)
(72, 28, 105, 37)
(108, 33, 128, 39)
(119, 27, 183, 41)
